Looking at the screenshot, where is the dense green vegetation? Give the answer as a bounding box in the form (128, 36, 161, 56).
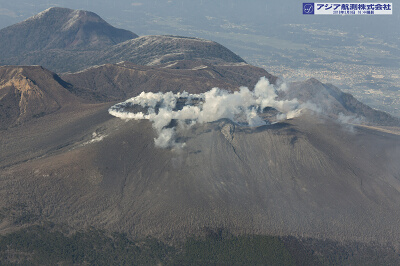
(173, 230, 295, 265)
(0, 224, 173, 265)
(0, 224, 399, 265)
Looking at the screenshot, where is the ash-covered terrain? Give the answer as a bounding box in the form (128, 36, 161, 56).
(1, 7, 400, 265)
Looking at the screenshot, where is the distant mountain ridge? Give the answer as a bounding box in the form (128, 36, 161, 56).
(287, 78, 400, 126)
(61, 60, 275, 102)
(0, 7, 137, 58)
(96, 35, 246, 66)
(0, 8, 246, 73)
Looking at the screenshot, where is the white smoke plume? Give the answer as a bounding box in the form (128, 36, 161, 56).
(109, 77, 305, 148)
(337, 112, 364, 132)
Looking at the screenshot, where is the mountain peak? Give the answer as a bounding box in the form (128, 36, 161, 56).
(25, 7, 102, 25)
(305, 77, 323, 85)
(0, 9, 250, 73)
(0, 8, 138, 58)
(23, 7, 77, 25)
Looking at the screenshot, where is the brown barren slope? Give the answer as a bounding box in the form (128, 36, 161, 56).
(1, 104, 399, 248)
(61, 61, 277, 102)
(0, 65, 80, 129)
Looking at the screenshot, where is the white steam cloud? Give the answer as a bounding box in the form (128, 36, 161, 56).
(109, 77, 304, 148)
(337, 112, 364, 132)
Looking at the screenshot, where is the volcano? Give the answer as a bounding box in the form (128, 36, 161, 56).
(1, 70, 399, 248)
(1, 8, 400, 264)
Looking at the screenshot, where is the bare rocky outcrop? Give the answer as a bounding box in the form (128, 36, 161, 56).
(0, 65, 79, 129)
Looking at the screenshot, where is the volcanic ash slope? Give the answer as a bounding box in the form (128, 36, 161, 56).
(1, 110, 400, 246)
